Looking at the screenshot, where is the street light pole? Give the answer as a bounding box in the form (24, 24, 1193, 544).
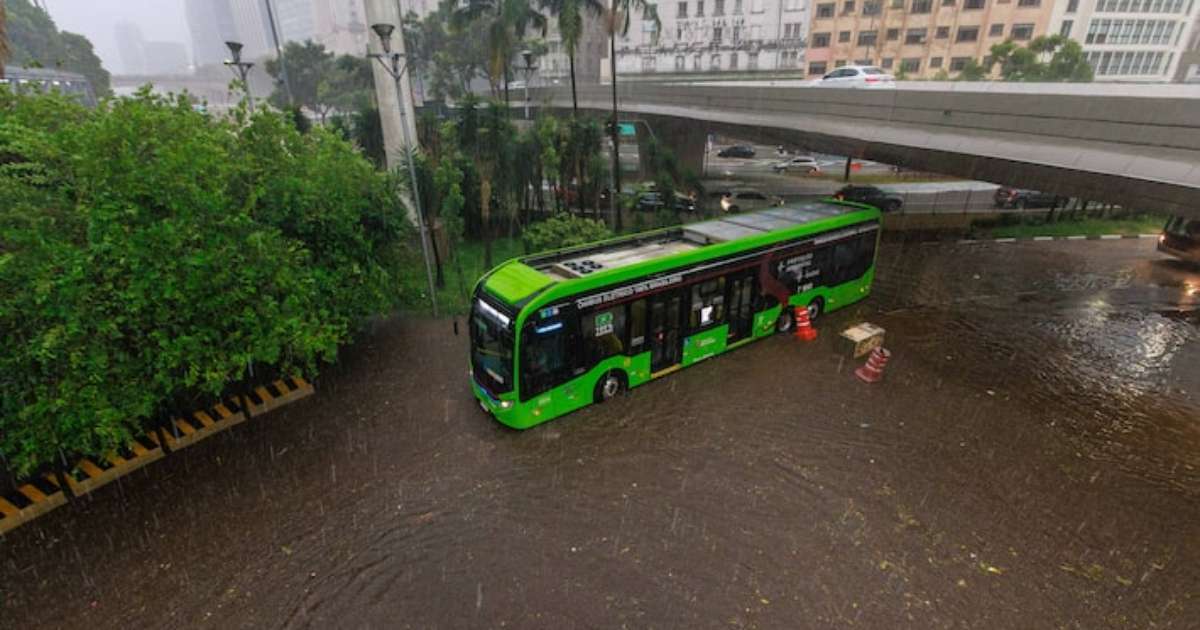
(369, 23, 438, 318)
(223, 41, 255, 113)
(519, 49, 538, 121)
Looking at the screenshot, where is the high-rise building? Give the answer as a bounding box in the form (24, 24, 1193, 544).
(143, 42, 191, 75)
(185, 0, 274, 68)
(611, 0, 812, 76)
(805, 0, 1057, 79)
(541, 12, 609, 85)
(1049, 0, 1199, 82)
(114, 21, 147, 75)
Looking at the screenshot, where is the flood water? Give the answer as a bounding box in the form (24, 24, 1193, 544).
(1, 239, 1197, 629)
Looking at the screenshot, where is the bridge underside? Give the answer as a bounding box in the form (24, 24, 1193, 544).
(534, 84, 1200, 217)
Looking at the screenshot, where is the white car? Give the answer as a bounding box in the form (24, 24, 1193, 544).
(813, 65, 896, 88)
(772, 155, 821, 174)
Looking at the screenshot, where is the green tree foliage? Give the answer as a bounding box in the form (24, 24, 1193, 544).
(539, 0, 604, 115)
(452, 0, 547, 99)
(264, 40, 375, 122)
(403, 1, 490, 101)
(523, 213, 612, 252)
(956, 58, 990, 81)
(988, 35, 1094, 82)
(0, 87, 409, 477)
(3, 0, 110, 94)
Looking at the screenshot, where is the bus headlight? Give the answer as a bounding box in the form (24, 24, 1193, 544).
(499, 400, 513, 409)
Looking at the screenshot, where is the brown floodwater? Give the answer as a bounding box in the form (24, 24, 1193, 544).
(1, 238, 1197, 629)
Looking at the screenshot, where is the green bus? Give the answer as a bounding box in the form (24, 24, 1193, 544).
(470, 201, 881, 429)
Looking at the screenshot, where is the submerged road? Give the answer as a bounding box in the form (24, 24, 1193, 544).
(1, 239, 1197, 629)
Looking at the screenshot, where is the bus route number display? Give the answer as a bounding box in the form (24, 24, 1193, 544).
(575, 273, 683, 309)
(594, 312, 614, 337)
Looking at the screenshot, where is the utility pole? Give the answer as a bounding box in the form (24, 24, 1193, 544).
(263, 0, 294, 106)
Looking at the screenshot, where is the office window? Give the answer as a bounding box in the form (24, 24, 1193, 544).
(1060, 20, 1074, 36)
(749, 52, 759, 69)
(810, 61, 828, 75)
(715, 0, 725, 14)
(642, 56, 657, 72)
(956, 26, 980, 41)
(1017, 0, 1039, 5)
(675, 55, 686, 70)
(817, 2, 835, 16)
(864, 0, 883, 13)
(936, 26, 950, 38)
(697, 0, 706, 14)
(1067, 0, 1079, 9)
(835, 59, 848, 67)
(843, 0, 856, 12)
(950, 56, 971, 70)
(730, 52, 739, 68)
(711, 53, 721, 69)
(906, 28, 928, 44)
(677, 24, 684, 40)
(964, 0, 985, 7)
(930, 56, 944, 68)
(678, 1, 688, 17)
(693, 53, 702, 69)
(813, 32, 832, 46)
(911, 0, 933, 11)
(714, 26, 723, 42)
(839, 30, 852, 42)
(858, 30, 878, 45)
(882, 57, 894, 68)
(735, 0, 744, 13)
(943, 0, 956, 4)
(733, 25, 742, 43)
(855, 57, 873, 65)
(887, 28, 900, 40)
(900, 58, 921, 72)
(989, 23, 1004, 36)
(891, 0, 905, 5)
(1011, 23, 1035, 39)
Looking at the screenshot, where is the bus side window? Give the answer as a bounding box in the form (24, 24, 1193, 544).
(811, 246, 832, 287)
(833, 239, 858, 284)
(522, 320, 570, 399)
(857, 231, 878, 275)
(628, 299, 647, 353)
(581, 306, 627, 366)
(689, 277, 726, 329)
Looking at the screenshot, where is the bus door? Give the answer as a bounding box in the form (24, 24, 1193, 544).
(726, 270, 756, 343)
(649, 289, 683, 373)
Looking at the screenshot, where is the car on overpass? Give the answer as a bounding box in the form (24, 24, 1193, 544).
(813, 65, 896, 88)
(717, 145, 756, 158)
(833, 185, 903, 213)
(993, 187, 1064, 209)
(771, 155, 821, 174)
(635, 190, 698, 213)
(1158, 216, 1200, 264)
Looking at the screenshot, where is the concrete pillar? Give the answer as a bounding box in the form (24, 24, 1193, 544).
(363, 0, 421, 224)
(648, 116, 706, 179)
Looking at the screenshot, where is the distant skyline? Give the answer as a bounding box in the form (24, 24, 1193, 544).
(44, 0, 192, 75)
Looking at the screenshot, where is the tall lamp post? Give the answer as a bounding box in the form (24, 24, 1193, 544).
(369, 22, 438, 317)
(223, 41, 255, 113)
(519, 49, 538, 121)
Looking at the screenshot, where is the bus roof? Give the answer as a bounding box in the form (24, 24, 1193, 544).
(480, 200, 877, 308)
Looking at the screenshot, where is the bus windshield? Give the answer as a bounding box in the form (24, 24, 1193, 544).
(470, 296, 514, 395)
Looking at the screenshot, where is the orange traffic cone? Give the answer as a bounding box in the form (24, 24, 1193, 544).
(855, 347, 891, 383)
(793, 305, 817, 342)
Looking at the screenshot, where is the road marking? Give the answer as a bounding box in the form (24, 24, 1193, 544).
(18, 484, 48, 504)
(994, 238, 1017, 243)
(194, 410, 215, 427)
(79, 460, 106, 479)
(1100, 234, 1122, 240)
(215, 403, 234, 419)
(130, 441, 151, 456)
(174, 418, 197, 435)
(105, 452, 127, 467)
(0, 497, 19, 517)
(1139, 233, 1159, 239)
(1033, 236, 1054, 241)
(1066, 235, 1087, 240)
(255, 386, 275, 402)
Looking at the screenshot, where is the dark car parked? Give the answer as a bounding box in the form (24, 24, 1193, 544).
(993, 187, 1063, 209)
(1159, 215, 1200, 264)
(635, 191, 697, 213)
(717, 145, 756, 158)
(833, 185, 903, 212)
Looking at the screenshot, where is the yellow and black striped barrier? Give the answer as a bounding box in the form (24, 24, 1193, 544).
(0, 376, 313, 536)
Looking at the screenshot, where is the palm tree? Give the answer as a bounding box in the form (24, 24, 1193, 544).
(0, 2, 8, 80)
(453, 0, 547, 104)
(539, 0, 604, 116)
(602, 0, 658, 231)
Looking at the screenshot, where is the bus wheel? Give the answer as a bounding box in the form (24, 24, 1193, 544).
(595, 371, 625, 403)
(807, 298, 824, 321)
(775, 309, 794, 333)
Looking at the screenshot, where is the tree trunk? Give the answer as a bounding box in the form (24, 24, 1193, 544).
(609, 32, 623, 233)
(570, 51, 579, 117)
(481, 177, 494, 269)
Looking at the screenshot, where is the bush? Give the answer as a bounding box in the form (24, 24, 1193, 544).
(522, 213, 613, 253)
(0, 88, 410, 477)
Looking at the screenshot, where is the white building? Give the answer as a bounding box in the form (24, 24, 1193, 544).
(1049, 0, 1200, 81)
(611, 0, 812, 76)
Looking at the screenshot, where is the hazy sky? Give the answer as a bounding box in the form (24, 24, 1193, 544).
(44, 0, 191, 74)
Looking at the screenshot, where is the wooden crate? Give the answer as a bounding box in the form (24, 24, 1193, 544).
(839, 323, 885, 358)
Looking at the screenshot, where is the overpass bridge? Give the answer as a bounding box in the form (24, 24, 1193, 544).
(529, 82, 1200, 216)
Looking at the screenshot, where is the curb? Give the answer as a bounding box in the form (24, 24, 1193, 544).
(0, 377, 314, 536)
(951, 233, 1159, 245)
